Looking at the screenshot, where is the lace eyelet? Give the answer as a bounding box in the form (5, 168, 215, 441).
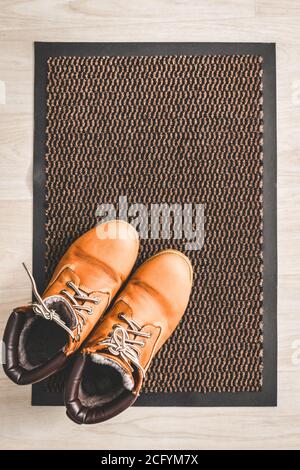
(93, 298, 100, 304)
(95, 313, 146, 377)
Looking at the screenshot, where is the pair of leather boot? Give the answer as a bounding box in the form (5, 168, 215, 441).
(3, 220, 193, 424)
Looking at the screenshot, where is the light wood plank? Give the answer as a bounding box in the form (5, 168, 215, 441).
(256, 0, 300, 17)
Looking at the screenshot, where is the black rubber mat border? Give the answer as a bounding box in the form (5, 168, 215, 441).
(32, 42, 277, 407)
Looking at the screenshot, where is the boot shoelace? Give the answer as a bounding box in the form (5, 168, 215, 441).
(98, 313, 151, 377)
(23, 263, 100, 342)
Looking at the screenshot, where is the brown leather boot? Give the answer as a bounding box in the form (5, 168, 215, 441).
(65, 249, 193, 424)
(3, 220, 139, 385)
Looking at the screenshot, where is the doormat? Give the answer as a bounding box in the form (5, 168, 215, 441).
(32, 43, 277, 406)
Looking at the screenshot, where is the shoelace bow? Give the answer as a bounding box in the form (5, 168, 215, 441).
(23, 263, 100, 342)
(97, 313, 151, 377)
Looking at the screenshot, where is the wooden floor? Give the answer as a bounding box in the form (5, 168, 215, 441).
(0, 0, 299, 450)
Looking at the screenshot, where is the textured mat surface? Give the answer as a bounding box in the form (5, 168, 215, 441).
(41, 54, 264, 396)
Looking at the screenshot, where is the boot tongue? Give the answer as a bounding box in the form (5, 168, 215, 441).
(90, 347, 136, 392)
(43, 295, 77, 330)
(42, 268, 81, 331)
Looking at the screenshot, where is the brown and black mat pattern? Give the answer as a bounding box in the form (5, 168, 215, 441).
(43, 54, 263, 394)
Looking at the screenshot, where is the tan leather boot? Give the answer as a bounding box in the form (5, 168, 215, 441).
(65, 249, 193, 424)
(3, 220, 139, 385)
